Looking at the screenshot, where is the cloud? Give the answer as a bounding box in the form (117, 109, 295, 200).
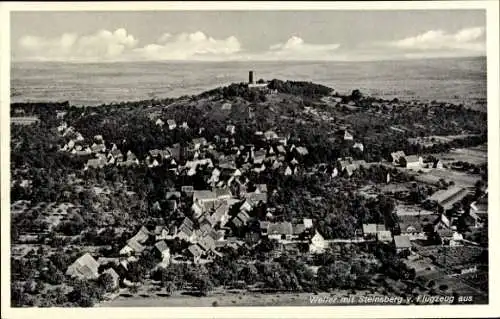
(14, 27, 485, 62)
(262, 36, 341, 60)
(389, 26, 485, 53)
(17, 28, 138, 62)
(132, 31, 241, 61)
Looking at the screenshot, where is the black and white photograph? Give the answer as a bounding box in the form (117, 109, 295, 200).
(1, 1, 499, 318)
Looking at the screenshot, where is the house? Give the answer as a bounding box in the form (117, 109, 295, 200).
(221, 102, 232, 110)
(102, 268, 120, 289)
(154, 240, 171, 264)
(193, 190, 217, 204)
(276, 145, 286, 155)
(65, 253, 100, 279)
(303, 218, 313, 229)
(427, 186, 470, 211)
(131, 226, 151, 244)
(259, 221, 271, 235)
(154, 226, 170, 241)
(309, 231, 327, 254)
(398, 218, 428, 241)
(245, 192, 268, 206)
(353, 142, 364, 152)
(226, 125, 236, 135)
(393, 235, 412, 253)
(390, 151, 406, 165)
(156, 119, 165, 127)
(267, 222, 293, 241)
(120, 151, 139, 166)
(458, 211, 482, 229)
(255, 184, 268, 194)
(231, 211, 251, 228)
(119, 239, 145, 256)
(181, 185, 195, 197)
(167, 144, 182, 162)
(433, 213, 451, 231)
(362, 224, 387, 239)
(91, 142, 106, 153)
(344, 131, 354, 141)
(181, 121, 189, 129)
(110, 146, 124, 162)
(167, 119, 177, 130)
(253, 150, 267, 165)
(404, 155, 424, 169)
(187, 244, 203, 264)
(215, 187, 232, 200)
(376, 230, 393, 243)
(264, 130, 278, 140)
(56, 111, 67, 119)
(433, 160, 444, 169)
(176, 218, 195, 242)
(85, 158, 106, 170)
(295, 146, 309, 157)
(148, 158, 160, 168)
(192, 137, 207, 150)
(197, 235, 216, 253)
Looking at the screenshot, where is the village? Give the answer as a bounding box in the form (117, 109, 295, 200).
(10, 72, 488, 306)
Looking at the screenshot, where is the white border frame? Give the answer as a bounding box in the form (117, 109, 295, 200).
(1, 1, 499, 318)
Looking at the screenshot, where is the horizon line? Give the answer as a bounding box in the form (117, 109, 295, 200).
(11, 55, 486, 64)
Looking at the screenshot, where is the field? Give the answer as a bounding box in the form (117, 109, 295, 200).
(430, 145, 487, 166)
(408, 135, 480, 148)
(416, 169, 481, 189)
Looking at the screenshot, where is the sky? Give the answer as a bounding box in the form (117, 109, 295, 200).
(11, 10, 487, 62)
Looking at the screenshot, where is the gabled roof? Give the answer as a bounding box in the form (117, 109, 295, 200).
(437, 229, 453, 238)
(181, 185, 194, 193)
(245, 192, 268, 205)
(126, 239, 145, 253)
(188, 244, 203, 258)
(376, 230, 393, 242)
(131, 226, 150, 244)
(394, 235, 412, 249)
(362, 224, 386, 234)
(303, 218, 313, 228)
(428, 186, 469, 210)
(192, 137, 207, 145)
(212, 201, 229, 221)
(198, 236, 216, 252)
(215, 188, 232, 198)
(166, 191, 181, 200)
(268, 222, 293, 236)
(154, 240, 169, 253)
(405, 155, 421, 163)
(181, 217, 194, 229)
(193, 190, 217, 201)
(66, 253, 99, 279)
(259, 221, 271, 230)
(293, 224, 306, 235)
(255, 184, 268, 193)
(154, 226, 166, 235)
(295, 146, 309, 156)
(391, 151, 406, 162)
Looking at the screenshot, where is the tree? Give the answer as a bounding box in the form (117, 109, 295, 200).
(351, 89, 363, 102)
(164, 281, 176, 296)
(99, 273, 116, 292)
(195, 277, 213, 296)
